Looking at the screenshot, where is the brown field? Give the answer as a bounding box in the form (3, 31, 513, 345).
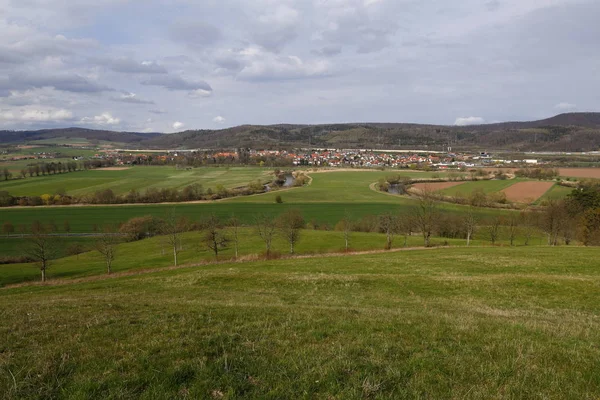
(411, 181, 465, 191)
(558, 168, 600, 178)
(94, 167, 131, 171)
(502, 181, 554, 203)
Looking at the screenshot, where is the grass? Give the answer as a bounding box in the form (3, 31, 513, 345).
(0, 166, 272, 197)
(1, 227, 541, 288)
(537, 184, 573, 203)
(1, 246, 599, 398)
(0, 171, 516, 232)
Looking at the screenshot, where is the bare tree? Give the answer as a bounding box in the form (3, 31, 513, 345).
(204, 215, 228, 260)
(504, 213, 520, 246)
(277, 209, 305, 254)
(487, 217, 501, 245)
(379, 213, 398, 250)
(95, 225, 119, 274)
(63, 220, 71, 236)
(24, 226, 56, 282)
(335, 212, 353, 252)
(464, 206, 477, 246)
(255, 214, 277, 257)
(521, 210, 537, 246)
(162, 209, 187, 266)
(229, 214, 240, 259)
(413, 188, 439, 247)
(2, 221, 14, 237)
(539, 200, 568, 246)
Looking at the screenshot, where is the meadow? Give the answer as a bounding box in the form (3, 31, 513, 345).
(0, 166, 272, 197)
(0, 170, 516, 232)
(1, 246, 599, 398)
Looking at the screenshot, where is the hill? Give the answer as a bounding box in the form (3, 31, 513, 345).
(1, 113, 600, 151)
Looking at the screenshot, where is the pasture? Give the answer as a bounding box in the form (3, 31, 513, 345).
(0, 170, 515, 231)
(0, 166, 272, 197)
(1, 246, 599, 398)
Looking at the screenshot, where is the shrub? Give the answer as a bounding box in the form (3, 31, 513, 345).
(275, 195, 283, 203)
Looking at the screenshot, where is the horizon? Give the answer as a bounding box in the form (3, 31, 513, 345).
(1, 1, 598, 132)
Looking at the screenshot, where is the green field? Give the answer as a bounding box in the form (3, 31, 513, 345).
(0, 226, 550, 287)
(0, 166, 272, 197)
(0, 170, 515, 232)
(537, 184, 573, 203)
(1, 246, 599, 398)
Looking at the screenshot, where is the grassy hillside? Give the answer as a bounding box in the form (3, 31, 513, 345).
(1, 246, 599, 398)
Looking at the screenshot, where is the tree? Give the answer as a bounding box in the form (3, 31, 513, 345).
(203, 215, 228, 260)
(3, 221, 14, 237)
(95, 226, 118, 274)
(335, 212, 353, 252)
(413, 188, 439, 247)
(487, 217, 501, 245)
(161, 209, 186, 266)
(2, 168, 12, 181)
(379, 213, 398, 250)
(63, 220, 71, 236)
(229, 214, 240, 259)
(24, 227, 56, 282)
(277, 209, 305, 254)
(67, 243, 85, 260)
(504, 214, 520, 246)
(539, 200, 569, 246)
(255, 214, 277, 257)
(464, 206, 477, 246)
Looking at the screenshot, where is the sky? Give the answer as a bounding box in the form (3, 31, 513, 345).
(0, 0, 598, 132)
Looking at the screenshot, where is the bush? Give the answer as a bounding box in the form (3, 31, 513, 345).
(275, 195, 283, 203)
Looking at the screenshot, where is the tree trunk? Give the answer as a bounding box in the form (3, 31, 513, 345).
(290, 242, 294, 254)
(466, 232, 471, 247)
(41, 267, 46, 282)
(107, 261, 111, 275)
(173, 245, 177, 267)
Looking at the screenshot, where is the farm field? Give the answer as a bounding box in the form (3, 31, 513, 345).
(0, 170, 521, 231)
(2, 246, 599, 398)
(501, 181, 554, 203)
(439, 179, 519, 196)
(558, 167, 600, 179)
(537, 184, 573, 203)
(0, 166, 272, 197)
(411, 181, 465, 191)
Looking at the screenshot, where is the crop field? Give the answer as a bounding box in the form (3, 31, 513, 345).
(501, 181, 554, 203)
(439, 179, 519, 196)
(0, 166, 271, 197)
(1, 246, 599, 398)
(411, 181, 465, 191)
(558, 167, 600, 179)
(0, 170, 520, 231)
(537, 184, 573, 203)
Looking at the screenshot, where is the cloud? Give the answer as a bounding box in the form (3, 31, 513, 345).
(251, 4, 300, 52)
(111, 92, 154, 105)
(170, 21, 222, 50)
(149, 109, 168, 114)
(81, 112, 121, 125)
(141, 75, 212, 92)
(188, 89, 212, 98)
(454, 116, 485, 126)
(237, 53, 332, 81)
(213, 115, 226, 124)
(104, 58, 167, 74)
(0, 107, 74, 122)
(8, 72, 113, 93)
(172, 121, 185, 130)
(555, 102, 576, 111)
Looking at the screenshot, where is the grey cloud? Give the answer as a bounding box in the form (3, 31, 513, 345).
(170, 21, 222, 50)
(9, 72, 113, 93)
(149, 109, 168, 114)
(104, 58, 168, 74)
(311, 45, 342, 57)
(111, 92, 155, 105)
(140, 75, 212, 92)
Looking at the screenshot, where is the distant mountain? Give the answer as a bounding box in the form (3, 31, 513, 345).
(1, 113, 600, 152)
(0, 127, 161, 145)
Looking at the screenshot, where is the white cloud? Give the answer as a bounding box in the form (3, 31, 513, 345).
(172, 121, 185, 130)
(454, 116, 485, 126)
(213, 116, 226, 124)
(554, 102, 576, 111)
(111, 92, 154, 104)
(81, 112, 121, 125)
(188, 89, 212, 98)
(0, 107, 74, 122)
(238, 54, 331, 81)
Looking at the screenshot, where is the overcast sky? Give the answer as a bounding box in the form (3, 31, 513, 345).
(0, 0, 598, 132)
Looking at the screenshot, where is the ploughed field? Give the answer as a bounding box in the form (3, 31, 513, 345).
(1, 246, 599, 398)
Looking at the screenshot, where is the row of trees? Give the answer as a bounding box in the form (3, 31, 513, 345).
(2, 160, 115, 184)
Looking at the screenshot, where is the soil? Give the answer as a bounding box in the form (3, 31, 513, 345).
(502, 181, 554, 203)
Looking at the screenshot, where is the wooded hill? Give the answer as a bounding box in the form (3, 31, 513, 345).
(2, 112, 600, 151)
